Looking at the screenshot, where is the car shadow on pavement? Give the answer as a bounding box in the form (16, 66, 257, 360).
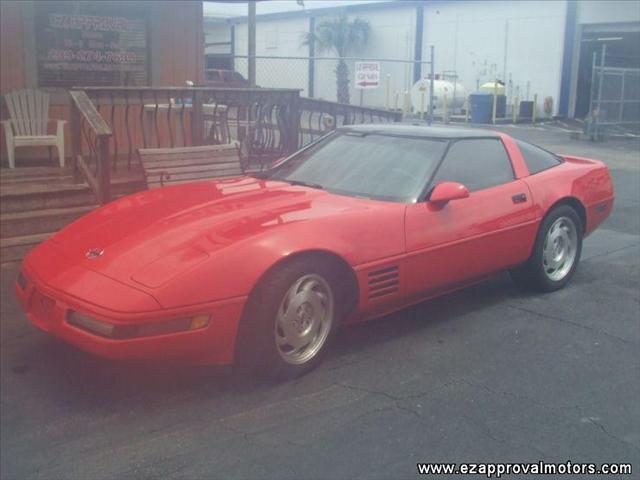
(5, 272, 538, 412)
(328, 273, 534, 358)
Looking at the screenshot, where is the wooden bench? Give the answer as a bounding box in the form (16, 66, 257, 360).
(138, 143, 243, 189)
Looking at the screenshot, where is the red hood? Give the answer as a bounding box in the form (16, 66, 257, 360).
(48, 177, 373, 288)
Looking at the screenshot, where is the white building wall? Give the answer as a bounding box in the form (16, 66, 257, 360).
(224, 1, 583, 114)
(232, 6, 416, 105)
(234, 17, 311, 94)
(423, 0, 567, 115)
(205, 23, 232, 55)
(312, 6, 416, 106)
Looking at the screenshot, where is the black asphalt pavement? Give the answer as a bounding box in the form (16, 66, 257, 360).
(1, 124, 639, 479)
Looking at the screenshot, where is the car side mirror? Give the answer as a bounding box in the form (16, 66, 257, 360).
(429, 181, 470, 204)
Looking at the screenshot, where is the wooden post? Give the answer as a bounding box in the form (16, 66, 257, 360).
(70, 99, 82, 183)
(191, 89, 204, 145)
(532, 93, 537, 123)
(97, 136, 111, 204)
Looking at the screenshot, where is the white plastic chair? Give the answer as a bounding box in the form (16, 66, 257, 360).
(2, 89, 66, 168)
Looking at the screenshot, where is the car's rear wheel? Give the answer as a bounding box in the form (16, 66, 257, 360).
(510, 204, 583, 292)
(236, 257, 342, 380)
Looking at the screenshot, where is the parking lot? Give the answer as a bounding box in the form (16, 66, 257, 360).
(1, 124, 638, 479)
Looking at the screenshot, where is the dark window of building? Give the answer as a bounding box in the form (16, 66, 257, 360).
(432, 139, 514, 192)
(205, 54, 233, 70)
(35, 2, 149, 87)
(516, 140, 562, 175)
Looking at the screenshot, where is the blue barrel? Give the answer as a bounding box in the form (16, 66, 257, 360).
(469, 92, 493, 124)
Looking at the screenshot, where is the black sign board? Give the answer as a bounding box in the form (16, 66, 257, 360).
(36, 3, 148, 87)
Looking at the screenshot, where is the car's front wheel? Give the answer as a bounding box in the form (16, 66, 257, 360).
(510, 204, 583, 292)
(236, 257, 341, 379)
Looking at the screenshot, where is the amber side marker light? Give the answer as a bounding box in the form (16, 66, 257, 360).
(190, 315, 210, 330)
(67, 312, 211, 339)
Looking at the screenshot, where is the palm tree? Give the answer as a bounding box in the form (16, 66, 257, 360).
(303, 14, 370, 104)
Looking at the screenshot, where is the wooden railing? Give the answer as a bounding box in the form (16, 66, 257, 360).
(69, 90, 113, 204)
(68, 86, 401, 202)
(74, 87, 301, 172)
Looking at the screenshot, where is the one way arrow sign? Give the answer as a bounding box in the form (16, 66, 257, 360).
(354, 62, 380, 89)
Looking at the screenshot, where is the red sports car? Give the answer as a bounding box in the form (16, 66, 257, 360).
(16, 125, 614, 378)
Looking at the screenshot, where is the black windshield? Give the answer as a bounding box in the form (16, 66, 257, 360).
(262, 132, 448, 202)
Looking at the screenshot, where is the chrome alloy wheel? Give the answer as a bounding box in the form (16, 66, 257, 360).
(275, 274, 334, 365)
(542, 216, 578, 282)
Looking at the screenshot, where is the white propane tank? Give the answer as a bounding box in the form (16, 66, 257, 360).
(480, 81, 506, 96)
(411, 79, 467, 113)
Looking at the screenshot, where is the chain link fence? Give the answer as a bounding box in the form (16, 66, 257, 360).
(586, 46, 640, 138)
(232, 54, 434, 111)
(590, 67, 640, 124)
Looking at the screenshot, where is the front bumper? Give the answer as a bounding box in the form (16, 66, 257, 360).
(16, 266, 246, 365)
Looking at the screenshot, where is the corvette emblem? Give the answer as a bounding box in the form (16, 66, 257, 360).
(85, 248, 104, 259)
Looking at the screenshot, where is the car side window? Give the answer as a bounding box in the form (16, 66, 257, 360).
(515, 139, 562, 174)
(431, 138, 515, 193)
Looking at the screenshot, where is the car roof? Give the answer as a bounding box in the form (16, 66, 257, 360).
(338, 123, 502, 139)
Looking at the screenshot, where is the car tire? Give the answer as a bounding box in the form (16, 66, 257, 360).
(509, 204, 583, 292)
(236, 257, 344, 380)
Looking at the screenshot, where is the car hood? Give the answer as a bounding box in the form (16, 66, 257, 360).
(48, 177, 371, 288)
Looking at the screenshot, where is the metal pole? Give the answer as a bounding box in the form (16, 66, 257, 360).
(619, 71, 625, 123)
(413, 3, 424, 83)
(588, 51, 597, 117)
(385, 74, 391, 110)
(308, 16, 315, 98)
(428, 45, 435, 125)
(248, 1, 256, 87)
(595, 44, 607, 139)
(502, 20, 508, 85)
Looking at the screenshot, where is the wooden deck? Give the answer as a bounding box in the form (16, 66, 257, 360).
(0, 156, 145, 264)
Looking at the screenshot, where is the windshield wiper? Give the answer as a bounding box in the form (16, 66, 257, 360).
(287, 179, 324, 190)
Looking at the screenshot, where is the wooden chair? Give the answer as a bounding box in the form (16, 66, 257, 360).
(138, 142, 244, 189)
(2, 89, 66, 169)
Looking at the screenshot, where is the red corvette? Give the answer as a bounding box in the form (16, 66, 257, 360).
(16, 125, 614, 378)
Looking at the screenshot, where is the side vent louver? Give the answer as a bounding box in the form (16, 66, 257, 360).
(368, 265, 399, 299)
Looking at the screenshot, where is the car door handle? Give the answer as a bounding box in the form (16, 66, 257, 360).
(512, 193, 527, 204)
